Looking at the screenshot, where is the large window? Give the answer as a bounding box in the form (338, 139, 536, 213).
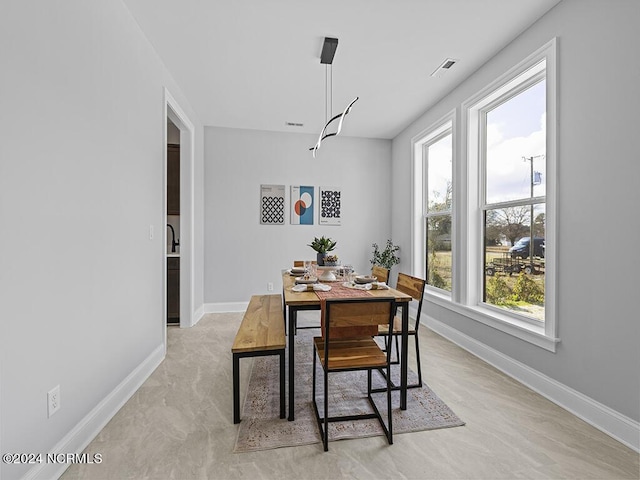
(425, 129, 453, 292)
(414, 120, 453, 294)
(412, 39, 557, 351)
(482, 75, 546, 323)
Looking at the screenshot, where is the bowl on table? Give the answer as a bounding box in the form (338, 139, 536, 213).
(354, 275, 377, 284)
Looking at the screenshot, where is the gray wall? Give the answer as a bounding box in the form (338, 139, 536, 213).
(204, 127, 392, 304)
(391, 0, 640, 421)
(0, 1, 204, 479)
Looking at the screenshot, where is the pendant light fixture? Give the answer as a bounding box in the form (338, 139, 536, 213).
(309, 37, 358, 158)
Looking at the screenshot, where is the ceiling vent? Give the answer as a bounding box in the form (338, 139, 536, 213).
(430, 58, 458, 77)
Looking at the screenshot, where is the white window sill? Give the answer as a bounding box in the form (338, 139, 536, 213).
(425, 292, 560, 352)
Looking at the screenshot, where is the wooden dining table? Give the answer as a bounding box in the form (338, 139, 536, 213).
(282, 270, 413, 421)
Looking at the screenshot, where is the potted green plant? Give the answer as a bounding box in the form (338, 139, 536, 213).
(308, 236, 337, 265)
(370, 239, 400, 270)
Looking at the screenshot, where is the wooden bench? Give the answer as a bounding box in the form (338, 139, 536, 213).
(232, 294, 286, 424)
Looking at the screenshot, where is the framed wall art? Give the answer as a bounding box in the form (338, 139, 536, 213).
(259, 184, 285, 225)
(290, 185, 314, 225)
(319, 186, 341, 225)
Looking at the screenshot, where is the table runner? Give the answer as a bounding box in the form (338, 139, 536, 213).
(314, 282, 372, 300)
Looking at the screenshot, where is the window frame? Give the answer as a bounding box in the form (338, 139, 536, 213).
(480, 70, 546, 328)
(411, 114, 455, 298)
(412, 38, 559, 352)
(424, 124, 454, 295)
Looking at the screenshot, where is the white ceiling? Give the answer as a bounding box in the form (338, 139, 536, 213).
(123, 0, 561, 139)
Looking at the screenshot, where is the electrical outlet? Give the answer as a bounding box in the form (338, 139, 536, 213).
(267, 282, 274, 291)
(48, 385, 61, 418)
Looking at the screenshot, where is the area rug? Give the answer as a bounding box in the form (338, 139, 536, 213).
(234, 331, 464, 452)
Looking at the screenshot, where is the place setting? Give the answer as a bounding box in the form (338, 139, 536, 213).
(288, 266, 307, 276)
(342, 274, 390, 290)
(291, 283, 331, 292)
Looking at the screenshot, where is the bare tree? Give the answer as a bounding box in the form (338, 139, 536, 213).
(487, 206, 530, 245)
(533, 212, 545, 238)
(485, 210, 502, 246)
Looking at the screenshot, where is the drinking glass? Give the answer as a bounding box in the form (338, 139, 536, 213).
(343, 264, 354, 283)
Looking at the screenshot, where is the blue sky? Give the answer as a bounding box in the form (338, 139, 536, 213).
(426, 78, 547, 208)
(486, 79, 546, 204)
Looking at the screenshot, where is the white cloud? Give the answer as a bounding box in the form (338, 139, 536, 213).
(486, 114, 546, 204)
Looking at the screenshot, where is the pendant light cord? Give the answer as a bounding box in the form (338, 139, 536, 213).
(330, 64, 333, 118)
(324, 64, 333, 124)
(325, 65, 327, 124)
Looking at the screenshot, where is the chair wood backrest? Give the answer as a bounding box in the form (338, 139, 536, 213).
(371, 265, 390, 284)
(395, 273, 426, 328)
(321, 298, 395, 339)
(294, 260, 317, 267)
(395, 273, 426, 301)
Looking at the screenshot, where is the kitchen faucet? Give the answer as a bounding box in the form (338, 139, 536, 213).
(166, 224, 179, 253)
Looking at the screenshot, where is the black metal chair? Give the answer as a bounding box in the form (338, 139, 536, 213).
(311, 297, 396, 451)
(376, 273, 426, 389)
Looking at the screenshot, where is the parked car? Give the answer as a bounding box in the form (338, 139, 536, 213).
(509, 237, 545, 258)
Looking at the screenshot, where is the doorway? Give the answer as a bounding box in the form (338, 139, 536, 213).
(164, 88, 195, 343)
(166, 121, 180, 325)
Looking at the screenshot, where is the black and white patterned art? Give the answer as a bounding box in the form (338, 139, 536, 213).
(260, 184, 285, 225)
(319, 186, 341, 225)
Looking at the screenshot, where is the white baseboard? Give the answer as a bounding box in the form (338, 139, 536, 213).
(426, 315, 640, 453)
(192, 304, 205, 325)
(23, 345, 165, 480)
(203, 302, 248, 313)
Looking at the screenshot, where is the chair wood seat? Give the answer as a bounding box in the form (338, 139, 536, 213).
(313, 337, 387, 370)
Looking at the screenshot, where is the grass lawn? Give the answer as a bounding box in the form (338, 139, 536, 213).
(427, 248, 545, 321)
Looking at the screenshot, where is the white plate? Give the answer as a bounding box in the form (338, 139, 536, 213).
(343, 281, 388, 290)
(292, 283, 331, 292)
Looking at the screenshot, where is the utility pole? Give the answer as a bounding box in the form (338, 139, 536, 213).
(523, 155, 544, 267)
